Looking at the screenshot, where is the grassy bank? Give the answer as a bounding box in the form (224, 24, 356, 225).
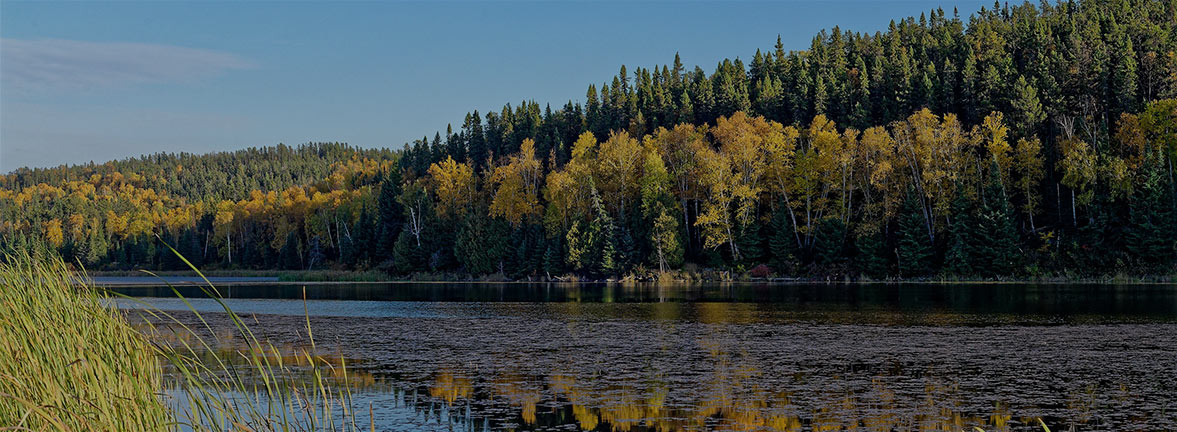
(0, 253, 364, 431)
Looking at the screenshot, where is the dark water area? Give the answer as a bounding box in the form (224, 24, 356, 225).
(115, 282, 1177, 431)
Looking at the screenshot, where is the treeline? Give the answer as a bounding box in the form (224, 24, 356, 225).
(2, 0, 1176, 279)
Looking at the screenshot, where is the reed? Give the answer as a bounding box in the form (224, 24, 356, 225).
(0, 253, 170, 431)
(0, 249, 366, 431)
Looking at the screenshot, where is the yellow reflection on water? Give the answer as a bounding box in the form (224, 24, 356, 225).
(429, 368, 471, 404)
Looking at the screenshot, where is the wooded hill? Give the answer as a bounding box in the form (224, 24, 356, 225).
(3, 0, 1176, 279)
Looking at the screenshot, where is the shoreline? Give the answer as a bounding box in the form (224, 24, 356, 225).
(81, 269, 1177, 286)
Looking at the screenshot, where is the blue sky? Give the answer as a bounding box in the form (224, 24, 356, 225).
(1, 0, 995, 172)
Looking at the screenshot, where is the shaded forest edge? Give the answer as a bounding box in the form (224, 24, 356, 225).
(3, 0, 1177, 282)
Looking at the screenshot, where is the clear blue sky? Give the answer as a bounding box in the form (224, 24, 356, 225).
(1, 0, 995, 172)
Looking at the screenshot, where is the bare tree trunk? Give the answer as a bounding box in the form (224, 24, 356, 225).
(1071, 189, 1077, 227)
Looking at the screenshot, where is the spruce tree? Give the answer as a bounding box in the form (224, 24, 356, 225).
(944, 189, 978, 276)
(649, 209, 684, 272)
(896, 189, 933, 277)
(279, 232, 302, 270)
(854, 229, 890, 279)
(376, 171, 403, 262)
(812, 218, 847, 267)
(769, 204, 799, 273)
(978, 169, 1022, 276)
(392, 231, 423, 274)
(543, 233, 566, 276)
(1126, 160, 1176, 265)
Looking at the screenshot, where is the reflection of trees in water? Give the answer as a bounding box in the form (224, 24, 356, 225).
(415, 325, 1064, 432)
(150, 306, 1172, 431)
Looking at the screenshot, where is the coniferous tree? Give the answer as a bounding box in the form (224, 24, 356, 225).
(896, 189, 933, 277)
(392, 231, 425, 274)
(944, 188, 979, 276)
(543, 233, 566, 276)
(279, 232, 301, 270)
(854, 229, 890, 279)
(769, 203, 799, 274)
(812, 218, 847, 267)
(977, 168, 1022, 276)
(1125, 159, 1177, 265)
(649, 209, 684, 273)
(376, 170, 404, 262)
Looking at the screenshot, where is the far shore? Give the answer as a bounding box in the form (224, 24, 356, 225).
(80, 269, 1177, 286)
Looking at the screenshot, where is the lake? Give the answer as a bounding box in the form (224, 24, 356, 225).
(114, 281, 1177, 431)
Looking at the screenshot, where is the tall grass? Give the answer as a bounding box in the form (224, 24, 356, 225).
(0, 251, 366, 431)
(0, 253, 170, 431)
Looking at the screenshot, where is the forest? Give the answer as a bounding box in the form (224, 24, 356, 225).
(2, 0, 1176, 279)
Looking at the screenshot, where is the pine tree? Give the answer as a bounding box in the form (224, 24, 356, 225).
(392, 231, 423, 274)
(83, 222, 109, 266)
(464, 111, 487, 170)
(735, 223, 765, 268)
(1010, 76, 1045, 138)
(455, 213, 509, 275)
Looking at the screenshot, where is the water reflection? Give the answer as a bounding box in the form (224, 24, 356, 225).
(119, 283, 1177, 431)
(112, 282, 1177, 320)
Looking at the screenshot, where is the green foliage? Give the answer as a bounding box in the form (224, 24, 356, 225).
(896, 189, 932, 277)
(1125, 159, 1177, 265)
(812, 218, 847, 267)
(944, 189, 979, 276)
(769, 204, 799, 273)
(854, 229, 890, 278)
(455, 213, 509, 275)
(566, 190, 618, 276)
(5, 0, 1177, 280)
(649, 209, 684, 272)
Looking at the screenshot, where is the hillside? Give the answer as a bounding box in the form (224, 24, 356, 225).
(2, 0, 1176, 279)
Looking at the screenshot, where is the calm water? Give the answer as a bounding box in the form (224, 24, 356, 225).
(116, 282, 1177, 431)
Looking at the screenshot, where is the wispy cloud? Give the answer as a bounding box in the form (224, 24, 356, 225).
(1, 38, 255, 91)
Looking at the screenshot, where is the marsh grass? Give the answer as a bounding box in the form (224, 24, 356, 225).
(0, 253, 170, 431)
(0, 249, 367, 431)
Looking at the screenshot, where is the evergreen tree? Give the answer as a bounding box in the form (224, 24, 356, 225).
(392, 231, 424, 274)
(812, 218, 847, 267)
(1125, 160, 1176, 265)
(769, 204, 799, 274)
(896, 189, 933, 277)
(649, 209, 684, 273)
(454, 213, 510, 275)
(976, 168, 1022, 276)
(376, 171, 404, 262)
(1010, 76, 1045, 138)
(854, 229, 890, 279)
(944, 189, 979, 276)
(543, 233, 566, 276)
(566, 189, 618, 276)
(279, 232, 301, 270)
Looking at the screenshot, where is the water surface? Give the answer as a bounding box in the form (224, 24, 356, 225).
(117, 282, 1177, 431)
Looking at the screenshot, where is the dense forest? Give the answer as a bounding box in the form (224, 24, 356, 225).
(3, 0, 1176, 279)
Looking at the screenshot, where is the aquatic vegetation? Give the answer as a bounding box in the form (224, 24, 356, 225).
(0, 251, 367, 431)
(0, 253, 170, 431)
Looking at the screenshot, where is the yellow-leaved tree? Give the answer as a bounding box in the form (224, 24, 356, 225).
(490, 138, 544, 226)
